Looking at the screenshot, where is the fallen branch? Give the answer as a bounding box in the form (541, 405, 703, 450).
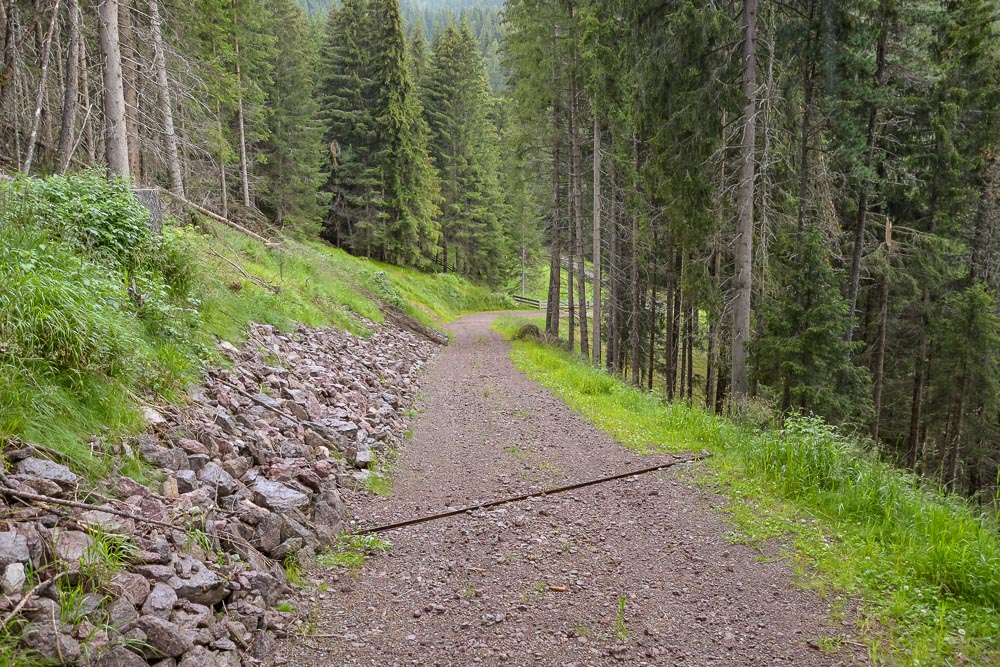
(214, 377, 300, 424)
(0, 485, 178, 531)
(159, 189, 276, 246)
(207, 247, 280, 293)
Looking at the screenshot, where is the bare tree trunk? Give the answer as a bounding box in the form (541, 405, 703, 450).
(907, 291, 929, 469)
(23, 0, 61, 174)
(629, 137, 641, 386)
(546, 160, 562, 335)
(731, 0, 758, 404)
(607, 158, 619, 374)
(233, 22, 251, 207)
(846, 4, 888, 345)
(592, 116, 602, 366)
(0, 0, 16, 123)
(216, 103, 229, 218)
(149, 0, 183, 196)
(118, 0, 139, 177)
(686, 300, 694, 403)
(568, 207, 575, 350)
(57, 0, 79, 173)
(570, 75, 588, 360)
(80, 31, 95, 163)
(97, 0, 130, 178)
(871, 263, 889, 440)
(705, 245, 720, 409)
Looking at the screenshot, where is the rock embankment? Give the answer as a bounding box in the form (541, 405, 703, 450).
(0, 320, 437, 665)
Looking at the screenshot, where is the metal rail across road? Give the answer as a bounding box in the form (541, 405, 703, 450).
(352, 452, 711, 535)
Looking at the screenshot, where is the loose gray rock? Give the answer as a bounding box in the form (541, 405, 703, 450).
(197, 462, 237, 497)
(169, 566, 227, 606)
(0, 531, 29, 568)
(21, 621, 82, 663)
(92, 645, 147, 667)
(14, 457, 78, 486)
(251, 477, 309, 512)
(110, 572, 151, 606)
(143, 582, 178, 619)
(2, 562, 25, 594)
(140, 440, 189, 471)
(136, 615, 193, 658)
(175, 469, 199, 493)
(107, 598, 139, 629)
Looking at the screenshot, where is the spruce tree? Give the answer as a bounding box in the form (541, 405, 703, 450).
(259, 0, 328, 234)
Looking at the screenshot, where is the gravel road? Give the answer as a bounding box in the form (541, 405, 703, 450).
(277, 312, 863, 666)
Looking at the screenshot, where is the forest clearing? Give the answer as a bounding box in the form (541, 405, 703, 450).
(2, 0, 1000, 665)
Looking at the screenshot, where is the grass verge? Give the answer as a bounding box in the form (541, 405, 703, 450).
(493, 314, 1000, 666)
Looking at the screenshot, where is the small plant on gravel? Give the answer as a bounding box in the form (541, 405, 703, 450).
(613, 595, 628, 641)
(317, 533, 391, 570)
(362, 471, 392, 496)
(82, 525, 137, 587)
(276, 602, 295, 613)
(284, 555, 305, 587)
(463, 583, 477, 599)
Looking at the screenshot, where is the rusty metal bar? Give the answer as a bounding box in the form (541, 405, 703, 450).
(352, 453, 711, 535)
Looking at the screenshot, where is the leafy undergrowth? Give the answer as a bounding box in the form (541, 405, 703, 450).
(493, 315, 1000, 666)
(0, 172, 508, 483)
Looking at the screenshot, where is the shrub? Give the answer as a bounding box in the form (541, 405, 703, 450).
(0, 171, 153, 272)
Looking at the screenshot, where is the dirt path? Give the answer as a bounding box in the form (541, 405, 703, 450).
(278, 313, 862, 667)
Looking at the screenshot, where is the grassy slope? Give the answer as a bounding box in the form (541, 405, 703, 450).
(0, 174, 510, 482)
(494, 315, 1000, 666)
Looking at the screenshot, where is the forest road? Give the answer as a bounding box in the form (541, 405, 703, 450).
(277, 312, 863, 667)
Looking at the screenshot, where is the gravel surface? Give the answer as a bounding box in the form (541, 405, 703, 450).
(278, 313, 864, 666)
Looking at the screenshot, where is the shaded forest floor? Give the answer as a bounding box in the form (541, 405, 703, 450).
(277, 313, 861, 666)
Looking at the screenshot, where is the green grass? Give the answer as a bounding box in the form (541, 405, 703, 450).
(0, 174, 511, 485)
(493, 315, 1000, 665)
(316, 533, 392, 570)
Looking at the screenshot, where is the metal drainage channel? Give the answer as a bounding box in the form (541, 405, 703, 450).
(352, 453, 711, 535)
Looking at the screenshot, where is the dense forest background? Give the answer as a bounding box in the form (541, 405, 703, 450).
(1, 0, 999, 502)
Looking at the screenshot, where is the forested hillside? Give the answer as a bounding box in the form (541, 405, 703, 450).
(504, 0, 1000, 501)
(1, 0, 999, 517)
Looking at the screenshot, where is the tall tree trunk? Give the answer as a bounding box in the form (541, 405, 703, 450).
(97, 0, 130, 178)
(546, 137, 563, 336)
(57, 0, 79, 173)
(149, 0, 183, 196)
(705, 244, 720, 409)
(686, 300, 695, 403)
(216, 103, 229, 218)
(0, 0, 16, 125)
(871, 240, 890, 440)
(80, 31, 95, 163)
(22, 0, 61, 174)
(592, 116, 602, 366)
(846, 3, 889, 344)
(570, 74, 588, 360)
(731, 0, 758, 404)
(607, 160, 619, 374)
(118, 0, 139, 177)
(568, 207, 575, 350)
(796, 0, 816, 238)
(664, 240, 676, 400)
(629, 138, 641, 385)
(233, 12, 251, 207)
